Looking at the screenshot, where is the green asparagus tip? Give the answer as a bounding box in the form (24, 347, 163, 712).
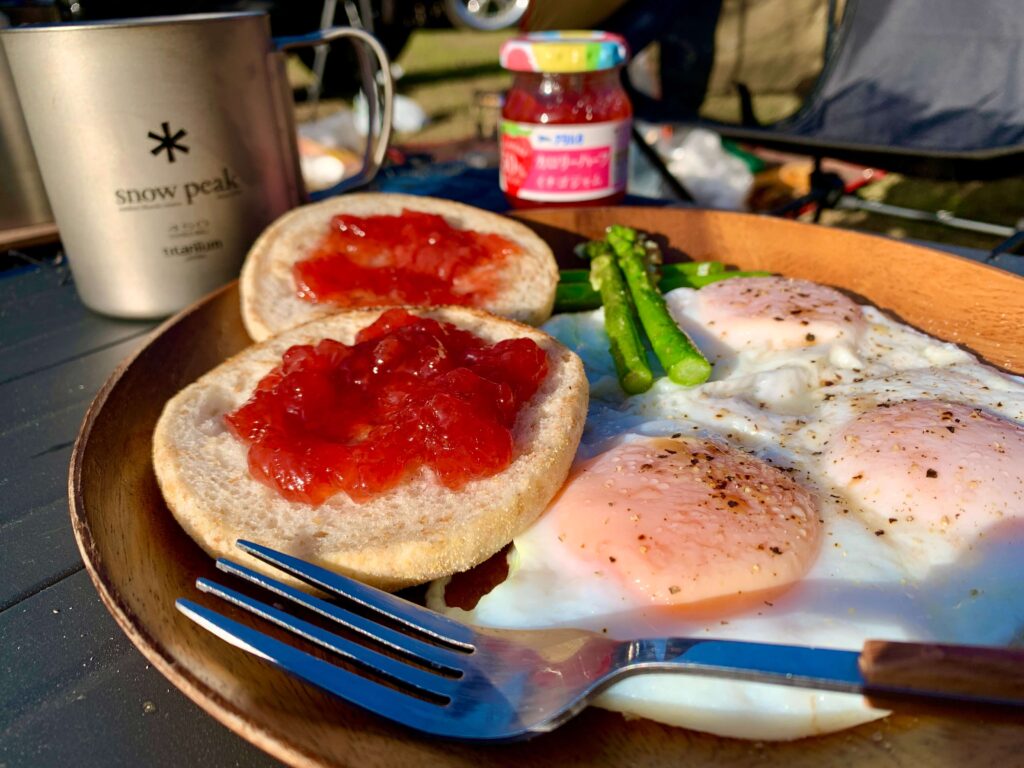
(606, 224, 639, 244)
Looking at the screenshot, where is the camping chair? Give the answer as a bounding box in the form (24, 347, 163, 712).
(611, 0, 1024, 257)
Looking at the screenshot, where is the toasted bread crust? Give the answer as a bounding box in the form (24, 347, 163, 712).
(153, 306, 587, 590)
(239, 193, 559, 342)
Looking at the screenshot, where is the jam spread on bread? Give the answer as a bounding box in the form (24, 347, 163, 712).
(225, 309, 548, 505)
(294, 210, 519, 307)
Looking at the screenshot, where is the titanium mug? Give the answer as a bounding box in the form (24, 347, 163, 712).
(0, 12, 393, 318)
(0, 19, 53, 232)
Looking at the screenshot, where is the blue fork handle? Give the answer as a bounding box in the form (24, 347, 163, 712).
(629, 638, 1024, 709)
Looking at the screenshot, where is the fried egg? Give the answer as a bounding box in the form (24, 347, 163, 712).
(430, 276, 1024, 740)
(545, 435, 822, 608)
(694, 276, 866, 352)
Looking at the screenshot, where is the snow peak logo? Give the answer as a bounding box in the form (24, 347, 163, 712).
(115, 167, 242, 210)
(148, 122, 189, 163)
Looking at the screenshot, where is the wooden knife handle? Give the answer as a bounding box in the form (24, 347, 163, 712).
(860, 640, 1024, 713)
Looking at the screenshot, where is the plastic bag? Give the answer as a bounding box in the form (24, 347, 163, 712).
(629, 125, 753, 210)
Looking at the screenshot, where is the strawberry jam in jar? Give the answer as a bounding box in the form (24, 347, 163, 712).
(499, 31, 632, 209)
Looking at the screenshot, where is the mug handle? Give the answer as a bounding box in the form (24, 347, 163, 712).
(274, 28, 395, 200)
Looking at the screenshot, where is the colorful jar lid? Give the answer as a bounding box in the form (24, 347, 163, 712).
(499, 30, 629, 74)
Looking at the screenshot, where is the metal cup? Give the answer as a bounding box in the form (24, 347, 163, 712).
(1, 12, 393, 318)
(0, 18, 52, 232)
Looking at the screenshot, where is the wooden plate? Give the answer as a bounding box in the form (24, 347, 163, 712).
(70, 208, 1024, 767)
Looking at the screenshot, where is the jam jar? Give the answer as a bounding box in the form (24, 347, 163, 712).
(499, 31, 632, 209)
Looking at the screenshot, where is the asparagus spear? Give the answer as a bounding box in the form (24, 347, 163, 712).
(559, 268, 597, 284)
(555, 268, 774, 313)
(689, 260, 727, 277)
(659, 269, 773, 292)
(554, 281, 601, 313)
(581, 240, 654, 394)
(606, 225, 712, 387)
(560, 261, 726, 284)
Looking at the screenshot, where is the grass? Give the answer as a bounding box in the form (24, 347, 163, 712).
(393, 30, 512, 144)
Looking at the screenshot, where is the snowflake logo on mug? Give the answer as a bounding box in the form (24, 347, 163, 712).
(148, 122, 189, 163)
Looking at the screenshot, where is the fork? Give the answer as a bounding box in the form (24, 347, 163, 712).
(176, 540, 1024, 741)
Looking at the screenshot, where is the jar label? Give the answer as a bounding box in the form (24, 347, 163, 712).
(500, 119, 631, 202)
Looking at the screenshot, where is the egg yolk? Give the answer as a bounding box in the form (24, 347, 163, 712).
(695, 276, 864, 351)
(824, 399, 1024, 564)
(546, 436, 822, 608)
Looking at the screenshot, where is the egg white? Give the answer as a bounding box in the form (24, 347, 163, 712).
(431, 284, 1024, 740)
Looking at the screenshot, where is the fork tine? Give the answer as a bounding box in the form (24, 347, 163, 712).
(215, 558, 466, 673)
(195, 578, 461, 699)
(175, 599, 469, 738)
(236, 540, 476, 649)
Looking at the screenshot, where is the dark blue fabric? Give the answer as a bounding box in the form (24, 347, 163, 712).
(618, 0, 1024, 159)
(605, 0, 724, 122)
(372, 164, 671, 213)
(774, 0, 1024, 153)
(374, 165, 511, 212)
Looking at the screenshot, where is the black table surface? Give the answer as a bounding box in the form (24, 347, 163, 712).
(1, 219, 1021, 768)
